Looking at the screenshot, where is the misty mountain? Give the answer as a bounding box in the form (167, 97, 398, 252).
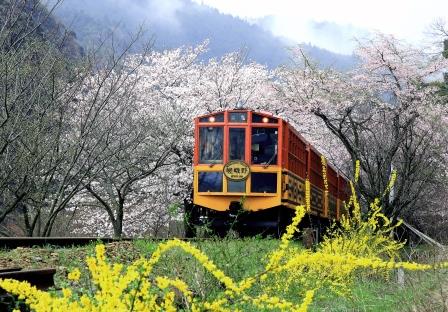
(49, 0, 356, 70)
(0, 1, 83, 58)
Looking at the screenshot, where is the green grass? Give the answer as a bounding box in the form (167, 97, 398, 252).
(0, 239, 447, 311)
(134, 238, 282, 303)
(314, 275, 424, 311)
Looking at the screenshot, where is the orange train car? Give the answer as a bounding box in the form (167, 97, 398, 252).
(185, 109, 350, 237)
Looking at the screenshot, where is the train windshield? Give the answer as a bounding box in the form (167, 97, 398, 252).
(199, 127, 223, 164)
(251, 128, 278, 165)
(229, 128, 245, 160)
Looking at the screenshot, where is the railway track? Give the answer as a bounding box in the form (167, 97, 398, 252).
(0, 236, 176, 305)
(0, 237, 135, 249)
(0, 236, 211, 250)
(0, 267, 56, 290)
(0, 267, 57, 310)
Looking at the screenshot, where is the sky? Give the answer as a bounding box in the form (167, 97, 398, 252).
(193, 0, 448, 54)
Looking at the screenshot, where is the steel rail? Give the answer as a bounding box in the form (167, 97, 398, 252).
(0, 237, 213, 249)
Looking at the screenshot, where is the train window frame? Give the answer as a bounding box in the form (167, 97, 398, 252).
(198, 126, 224, 164)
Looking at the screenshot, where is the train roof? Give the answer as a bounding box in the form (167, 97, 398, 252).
(196, 109, 279, 121)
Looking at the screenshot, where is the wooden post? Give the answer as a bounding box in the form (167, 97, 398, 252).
(302, 228, 314, 249)
(397, 268, 405, 286)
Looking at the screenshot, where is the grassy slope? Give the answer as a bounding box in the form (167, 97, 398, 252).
(0, 239, 446, 311)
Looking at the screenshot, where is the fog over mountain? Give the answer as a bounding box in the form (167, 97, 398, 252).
(50, 0, 357, 70)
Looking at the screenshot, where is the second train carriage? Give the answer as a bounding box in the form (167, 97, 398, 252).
(186, 109, 350, 237)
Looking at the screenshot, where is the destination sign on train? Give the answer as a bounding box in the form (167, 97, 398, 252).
(223, 161, 250, 181)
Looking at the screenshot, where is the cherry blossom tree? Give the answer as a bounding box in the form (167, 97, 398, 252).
(68, 45, 206, 237)
(0, 0, 153, 236)
(15, 38, 153, 237)
(0, 0, 85, 236)
(193, 51, 274, 112)
(69, 46, 278, 237)
(276, 33, 448, 218)
(428, 19, 448, 96)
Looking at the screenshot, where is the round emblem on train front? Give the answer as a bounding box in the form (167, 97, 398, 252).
(223, 161, 250, 181)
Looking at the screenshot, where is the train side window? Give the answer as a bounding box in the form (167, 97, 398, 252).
(199, 127, 223, 164)
(229, 128, 245, 161)
(198, 172, 223, 192)
(251, 127, 278, 165)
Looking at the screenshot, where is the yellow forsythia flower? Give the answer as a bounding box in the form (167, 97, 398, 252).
(67, 268, 81, 281)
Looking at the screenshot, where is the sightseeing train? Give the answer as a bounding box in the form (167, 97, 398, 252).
(185, 109, 350, 237)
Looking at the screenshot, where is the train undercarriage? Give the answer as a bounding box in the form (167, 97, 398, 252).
(184, 203, 329, 240)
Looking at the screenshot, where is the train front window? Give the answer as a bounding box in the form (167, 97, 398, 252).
(229, 128, 245, 161)
(228, 180, 246, 193)
(252, 113, 278, 124)
(198, 172, 223, 192)
(199, 127, 223, 164)
(199, 113, 224, 123)
(251, 172, 277, 193)
(229, 112, 247, 123)
(251, 128, 278, 165)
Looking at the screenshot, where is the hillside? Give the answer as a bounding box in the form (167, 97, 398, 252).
(0, 1, 83, 58)
(49, 0, 356, 70)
